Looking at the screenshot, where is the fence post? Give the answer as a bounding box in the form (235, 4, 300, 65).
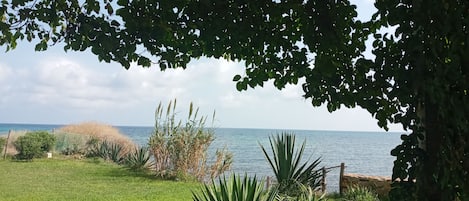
(3, 130, 11, 159)
(321, 167, 327, 193)
(266, 176, 270, 189)
(339, 162, 345, 195)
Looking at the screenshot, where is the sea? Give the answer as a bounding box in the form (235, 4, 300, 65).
(0, 123, 403, 192)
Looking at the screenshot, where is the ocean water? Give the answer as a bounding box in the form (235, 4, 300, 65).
(0, 123, 402, 192)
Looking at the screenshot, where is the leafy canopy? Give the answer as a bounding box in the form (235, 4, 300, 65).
(1, 0, 377, 123)
(1, 0, 468, 200)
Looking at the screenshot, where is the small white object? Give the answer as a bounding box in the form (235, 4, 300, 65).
(47, 152, 52, 158)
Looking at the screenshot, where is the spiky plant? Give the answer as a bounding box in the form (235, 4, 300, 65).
(86, 140, 124, 164)
(124, 146, 152, 171)
(192, 174, 276, 201)
(260, 133, 323, 197)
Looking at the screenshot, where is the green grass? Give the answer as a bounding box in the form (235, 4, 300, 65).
(0, 157, 199, 201)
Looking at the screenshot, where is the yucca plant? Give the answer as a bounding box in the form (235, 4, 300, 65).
(260, 133, 323, 197)
(192, 174, 276, 201)
(124, 146, 152, 171)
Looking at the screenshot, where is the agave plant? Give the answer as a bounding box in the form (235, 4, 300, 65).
(192, 174, 276, 201)
(124, 146, 152, 171)
(86, 140, 124, 164)
(260, 133, 323, 197)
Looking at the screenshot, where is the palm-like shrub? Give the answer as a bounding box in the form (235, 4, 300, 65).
(192, 174, 276, 201)
(260, 133, 323, 197)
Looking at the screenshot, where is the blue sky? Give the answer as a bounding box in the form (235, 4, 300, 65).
(0, 0, 404, 131)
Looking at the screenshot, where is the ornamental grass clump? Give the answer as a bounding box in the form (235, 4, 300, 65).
(57, 122, 136, 156)
(149, 100, 232, 181)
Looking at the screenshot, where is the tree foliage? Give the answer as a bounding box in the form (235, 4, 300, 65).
(1, 0, 468, 200)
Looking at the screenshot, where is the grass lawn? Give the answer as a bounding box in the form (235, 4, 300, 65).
(0, 157, 199, 201)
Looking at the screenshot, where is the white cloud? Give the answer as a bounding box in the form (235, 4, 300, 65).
(0, 64, 13, 103)
(0, 64, 12, 82)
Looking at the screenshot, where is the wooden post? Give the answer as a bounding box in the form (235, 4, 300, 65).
(3, 130, 11, 159)
(266, 176, 271, 189)
(339, 162, 345, 195)
(321, 167, 327, 193)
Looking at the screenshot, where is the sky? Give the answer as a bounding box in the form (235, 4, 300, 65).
(0, 0, 404, 132)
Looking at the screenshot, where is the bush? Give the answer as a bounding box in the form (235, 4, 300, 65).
(14, 131, 56, 160)
(54, 132, 90, 155)
(58, 122, 136, 155)
(343, 186, 379, 201)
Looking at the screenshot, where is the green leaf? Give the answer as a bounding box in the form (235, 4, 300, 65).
(232, 74, 241, 82)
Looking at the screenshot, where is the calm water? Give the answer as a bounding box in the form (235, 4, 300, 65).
(0, 123, 402, 192)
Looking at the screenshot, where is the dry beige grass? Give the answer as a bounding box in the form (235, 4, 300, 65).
(57, 122, 136, 154)
(1, 130, 28, 155)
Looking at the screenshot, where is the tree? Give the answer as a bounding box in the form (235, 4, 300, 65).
(1, 0, 468, 200)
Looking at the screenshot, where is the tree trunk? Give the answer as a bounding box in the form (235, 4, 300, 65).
(416, 101, 444, 201)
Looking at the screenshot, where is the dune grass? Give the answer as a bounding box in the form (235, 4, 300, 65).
(0, 157, 199, 201)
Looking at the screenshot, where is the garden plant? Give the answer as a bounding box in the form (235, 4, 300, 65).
(149, 100, 232, 181)
(193, 132, 325, 201)
(14, 131, 56, 160)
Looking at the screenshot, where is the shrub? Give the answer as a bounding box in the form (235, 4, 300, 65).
(260, 133, 323, 197)
(149, 100, 232, 181)
(343, 186, 379, 201)
(192, 174, 275, 201)
(58, 122, 136, 155)
(54, 132, 90, 155)
(14, 131, 56, 160)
